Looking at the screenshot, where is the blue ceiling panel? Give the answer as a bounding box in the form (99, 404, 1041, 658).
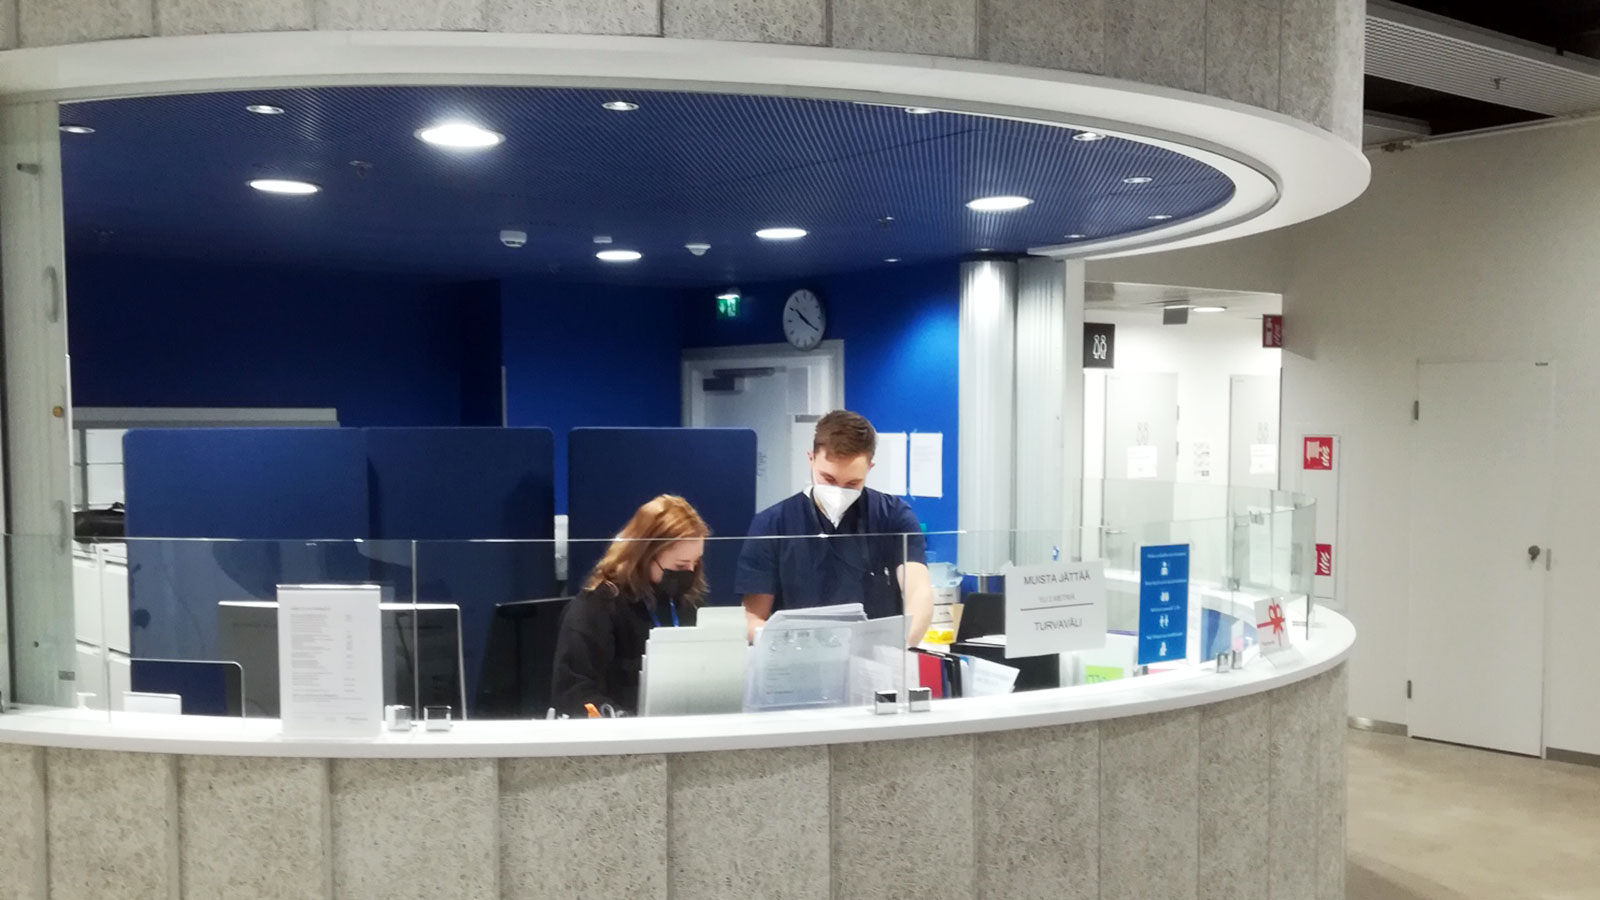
(60, 86, 1237, 286)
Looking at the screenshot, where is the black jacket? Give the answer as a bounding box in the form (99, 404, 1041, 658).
(550, 585, 697, 717)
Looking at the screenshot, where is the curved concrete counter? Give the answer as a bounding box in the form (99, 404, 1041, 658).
(0, 607, 1353, 900)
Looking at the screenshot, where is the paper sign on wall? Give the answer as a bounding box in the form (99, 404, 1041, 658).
(277, 584, 383, 738)
(1002, 560, 1108, 658)
(1315, 543, 1333, 577)
(1249, 443, 1277, 475)
(908, 432, 943, 498)
(1138, 545, 1190, 666)
(1127, 445, 1158, 479)
(869, 432, 908, 496)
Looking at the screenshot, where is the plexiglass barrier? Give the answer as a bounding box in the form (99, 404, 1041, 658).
(7, 491, 1313, 726)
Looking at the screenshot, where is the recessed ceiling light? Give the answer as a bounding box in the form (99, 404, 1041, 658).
(1192, 306, 1227, 313)
(602, 101, 640, 112)
(716, 288, 741, 301)
(1148, 214, 1174, 221)
(59, 125, 95, 135)
(904, 107, 936, 115)
(596, 249, 642, 262)
(885, 258, 901, 263)
(1123, 176, 1154, 184)
(249, 178, 319, 195)
(246, 104, 285, 115)
(755, 227, 807, 240)
(976, 248, 994, 252)
(685, 242, 711, 256)
(1073, 131, 1107, 142)
(416, 122, 504, 149)
(1065, 233, 1087, 239)
(966, 195, 1032, 212)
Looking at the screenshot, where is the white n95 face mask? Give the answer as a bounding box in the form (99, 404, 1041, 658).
(812, 483, 862, 526)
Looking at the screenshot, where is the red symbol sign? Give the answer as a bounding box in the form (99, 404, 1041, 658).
(1258, 601, 1287, 639)
(1316, 543, 1333, 577)
(1263, 314, 1284, 348)
(1303, 436, 1333, 470)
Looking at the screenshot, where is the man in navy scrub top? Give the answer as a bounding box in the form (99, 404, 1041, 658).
(736, 410, 934, 645)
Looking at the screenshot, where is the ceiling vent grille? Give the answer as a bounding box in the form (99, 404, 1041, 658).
(1367, 1, 1600, 117)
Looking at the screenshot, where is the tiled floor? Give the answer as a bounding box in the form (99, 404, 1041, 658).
(1348, 730, 1600, 899)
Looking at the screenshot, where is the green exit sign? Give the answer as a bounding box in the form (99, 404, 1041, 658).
(717, 296, 740, 319)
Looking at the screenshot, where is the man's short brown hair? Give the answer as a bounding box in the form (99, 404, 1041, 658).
(813, 410, 876, 459)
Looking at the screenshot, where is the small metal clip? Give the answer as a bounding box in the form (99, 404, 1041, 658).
(908, 687, 933, 712)
(423, 706, 453, 732)
(384, 705, 414, 732)
(873, 690, 899, 715)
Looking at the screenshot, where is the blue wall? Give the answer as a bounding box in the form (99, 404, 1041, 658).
(500, 281, 685, 513)
(680, 260, 961, 534)
(68, 256, 492, 427)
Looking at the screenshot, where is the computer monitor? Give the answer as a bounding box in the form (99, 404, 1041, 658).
(956, 591, 1006, 642)
(130, 659, 244, 716)
(474, 596, 573, 718)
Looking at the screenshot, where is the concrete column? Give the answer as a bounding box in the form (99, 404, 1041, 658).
(1, 100, 76, 706)
(1014, 258, 1086, 565)
(957, 258, 1016, 575)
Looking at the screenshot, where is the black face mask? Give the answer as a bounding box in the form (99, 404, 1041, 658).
(655, 567, 695, 602)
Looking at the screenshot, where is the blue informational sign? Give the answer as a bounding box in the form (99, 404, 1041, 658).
(1138, 544, 1191, 666)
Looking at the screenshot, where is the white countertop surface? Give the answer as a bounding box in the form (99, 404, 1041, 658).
(0, 603, 1353, 758)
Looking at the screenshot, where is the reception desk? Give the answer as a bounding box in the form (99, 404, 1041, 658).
(0, 604, 1352, 900)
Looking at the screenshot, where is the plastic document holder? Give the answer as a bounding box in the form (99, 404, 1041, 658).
(743, 604, 906, 713)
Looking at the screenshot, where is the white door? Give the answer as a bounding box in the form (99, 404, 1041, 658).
(1228, 374, 1280, 491)
(1101, 373, 1179, 537)
(683, 344, 843, 511)
(1410, 361, 1553, 756)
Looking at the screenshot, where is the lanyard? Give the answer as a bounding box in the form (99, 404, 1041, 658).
(647, 600, 680, 628)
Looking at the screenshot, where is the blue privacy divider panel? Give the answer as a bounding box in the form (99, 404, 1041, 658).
(568, 428, 758, 608)
(366, 427, 557, 711)
(122, 428, 371, 661)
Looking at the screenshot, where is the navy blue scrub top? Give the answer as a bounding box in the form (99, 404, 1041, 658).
(734, 488, 927, 620)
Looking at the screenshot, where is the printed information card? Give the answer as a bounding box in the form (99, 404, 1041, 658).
(1003, 560, 1108, 658)
(1138, 544, 1191, 666)
(277, 584, 384, 738)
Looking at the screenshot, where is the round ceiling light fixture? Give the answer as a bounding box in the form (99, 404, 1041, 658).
(596, 249, 642, 262)
(1191, 306, 1227, 313)
(1065, 233, 1087, 239)
(249, 178, 320, 195)
(602, 101, 640, 112)
(885, 258, 901, 263)
(904, 107, 937, 115)
(415, 121, 504, 149)
(1123, 176, 1154, 184)
(966, 195, 1032, 212)
(246, 104, 285, 115)
(685, 242, 711, 256)
(755, 227, 807, 240)
(1073, 131, 1107, 142)
(1148, 214, 1174, 221)
(59, 124, 95, 134)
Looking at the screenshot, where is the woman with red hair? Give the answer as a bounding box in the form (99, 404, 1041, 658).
(550, 494, 709, 717)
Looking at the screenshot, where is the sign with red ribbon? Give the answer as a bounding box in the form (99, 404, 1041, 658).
(1255, 598, 1291, 656)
